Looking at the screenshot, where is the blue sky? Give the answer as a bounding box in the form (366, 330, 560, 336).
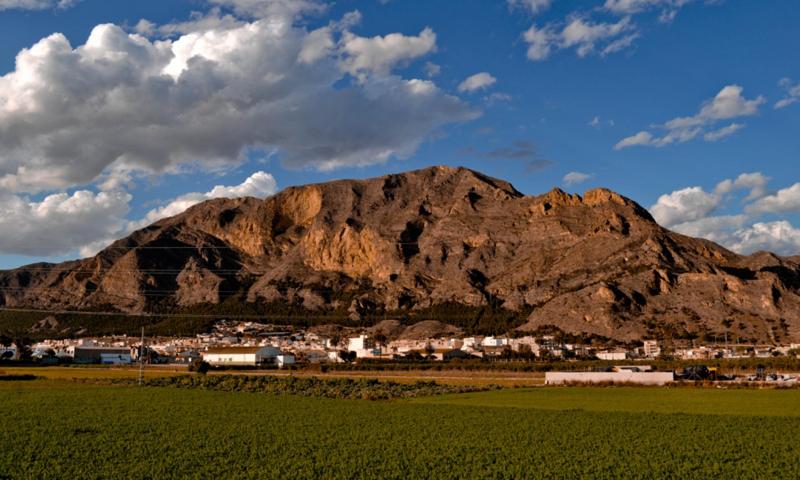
(0, 0, 799, 269)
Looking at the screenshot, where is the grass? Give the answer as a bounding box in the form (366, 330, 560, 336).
(1, 380, 800, 478)
(413, 386, 800, 417)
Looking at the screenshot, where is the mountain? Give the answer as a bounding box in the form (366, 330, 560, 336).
(2, 166, 799, 343)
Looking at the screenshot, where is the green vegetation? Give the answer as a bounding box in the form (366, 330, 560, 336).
(91, 374, 497, 400)
(414, 386, 800, 417)
(1, 380, 800, 478)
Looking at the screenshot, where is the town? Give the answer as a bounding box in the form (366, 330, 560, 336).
(3, 319, 798, 368)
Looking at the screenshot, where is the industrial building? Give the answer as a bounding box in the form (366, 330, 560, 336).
(71, 346, 132, 365)
(202, 346, 282, 366)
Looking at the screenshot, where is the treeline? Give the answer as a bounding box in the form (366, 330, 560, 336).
(312, 356, 800, 373)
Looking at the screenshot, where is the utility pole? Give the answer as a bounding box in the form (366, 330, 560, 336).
(138, 326, 145, 387)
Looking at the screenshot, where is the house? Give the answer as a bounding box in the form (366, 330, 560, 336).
(202, 346, 282, 366)
(347, 335, 381, 358)
(482, 336, 508, 348)
(275, 354, 295, 368)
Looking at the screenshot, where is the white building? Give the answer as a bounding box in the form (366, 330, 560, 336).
(202, 346, 282, 366)
(347, 335, 381, 358)
(596, 350, 628, 361)
(482, 336, 508, 348)
(348, 335, 374, 352)
(643, 340, 660, 358)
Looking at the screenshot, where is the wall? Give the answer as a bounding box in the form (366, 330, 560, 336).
(545, 371, 675, 386)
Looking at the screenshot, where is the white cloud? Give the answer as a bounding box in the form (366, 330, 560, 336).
(507, 0, 553, 14)
(0, 189, 130, 256)
(458, 72, 497, 93)
(523, 16, 636, 61)
(563, 171, 592, 185)
(775, 77, 800, 109)
(703, 123, 744, 142)
(614, 131, 653, 149)
(727, 221, 800, 256)
(0, 0, 76, 10)
(132, 171, 278, 229)
(339, 27, 437, 78)
(651, 172, 769, 228)
(668, 214, 748, 244)
(713, 172, 769, 201)
(604, 0, 697, 22)
(0, 16, 474, 193)
(651, 173, 800, 256)
(615, 85, 764, 149)
(0, 170, 279, 258)
(747, 183, 800, 215)
(650, 186, 719, 227)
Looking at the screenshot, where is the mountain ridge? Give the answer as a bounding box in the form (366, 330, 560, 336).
(2, 165, 799, 343)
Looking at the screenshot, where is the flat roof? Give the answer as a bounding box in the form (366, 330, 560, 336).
(204, 347, 274, 354)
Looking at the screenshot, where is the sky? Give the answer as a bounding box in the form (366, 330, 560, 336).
(0, 0, 799, 269)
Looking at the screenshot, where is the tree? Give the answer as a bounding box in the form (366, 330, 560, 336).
(338, 351, 356, 363)
(189, 359, 211, 374)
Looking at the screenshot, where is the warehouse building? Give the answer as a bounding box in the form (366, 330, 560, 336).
(202, 346, 282, 367)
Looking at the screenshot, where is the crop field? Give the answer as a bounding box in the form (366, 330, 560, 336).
(1, 380, 799, 479)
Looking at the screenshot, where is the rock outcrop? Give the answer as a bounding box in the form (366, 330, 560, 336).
(1, 166, 799, 343)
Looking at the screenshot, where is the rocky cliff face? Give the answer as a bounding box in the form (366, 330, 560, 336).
(2, 166, 799, 342)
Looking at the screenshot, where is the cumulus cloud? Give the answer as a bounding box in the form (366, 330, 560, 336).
(131, 171, 278, 230)
(727, 221, 800, 256)
(0, 0, 77, 10)
(651, 186, 720, 227)
(747, 183, 800, 215)
(523, 16, 636, 61)
(615, 85, 764, 149)
(775, 77, 800, 109)
(338, 27, 437, 78)
(651, 172, 769, 228)
(563, 171, 592, 186)
(0, 190, 130, 256)
(0, 15, 474, 193)
(458, 72, 497, 93)
(651, 173, 800, 256)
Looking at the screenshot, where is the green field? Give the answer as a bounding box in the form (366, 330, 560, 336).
(1, 380, 799, 479)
